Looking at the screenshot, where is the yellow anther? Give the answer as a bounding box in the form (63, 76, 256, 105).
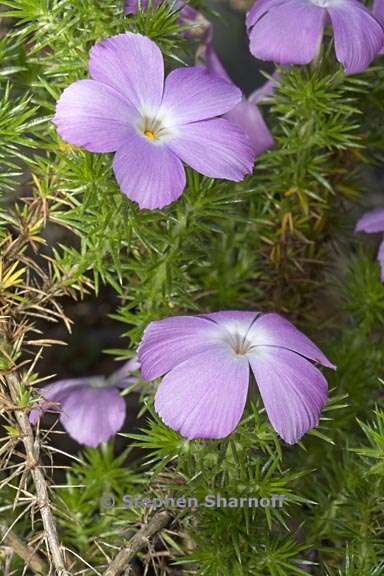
(144, 130, 156, 140)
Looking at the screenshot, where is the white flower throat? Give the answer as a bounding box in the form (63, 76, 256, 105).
(229, 332, 253, 355)
(309, 0, 340, 6)
(138, 116, 166, 141)
(136, 107, 176, 143)
(219, 323, 256, 356)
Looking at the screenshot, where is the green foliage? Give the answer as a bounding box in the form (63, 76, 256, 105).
(353, 407, 384, 476)
(1, 0, 384, 574)
(338, 250, 384, 329)
(0, 84, 42, 195)
(55, 445, 142, 554)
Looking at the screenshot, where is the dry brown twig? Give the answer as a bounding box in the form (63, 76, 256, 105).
(0, 521, 48, 574)
(5, 372, 71, 576)
(104, 510, 173, 576)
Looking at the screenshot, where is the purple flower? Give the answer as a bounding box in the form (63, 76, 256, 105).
(355, 208, 384, 281)
(138, 311, 336, 444)
(125, 0, 212, 41)
(54, 33, 254, 210)
(246, 0, 384, 75)
(29, 359, 140, 447)
(201, 42, 274, 157)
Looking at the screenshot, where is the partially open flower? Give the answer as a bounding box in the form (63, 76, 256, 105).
(246, 0, 384, 75)
(29, 359, 139, 447)
(138, 311, 336, 444)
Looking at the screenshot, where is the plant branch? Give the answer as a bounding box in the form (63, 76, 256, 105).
(6, 372, 71, 576)
(0, 522, 48, 575)
(104, 510, 172, 576)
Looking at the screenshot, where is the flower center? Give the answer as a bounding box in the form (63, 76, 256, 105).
(144, 129, 156, 141)
(136, 107, 177, 144)
(230, 332, 253, 355)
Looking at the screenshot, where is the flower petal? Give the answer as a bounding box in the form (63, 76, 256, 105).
(203, 42, 233, 84)
(246, 0, 285, 30)
(124, 0, 141, 13)
(374, 0, 384, 50)
(29, 379, 87, 424)
(247, 313, 336, 369)
(124, 0, 160, 14)
(249, 347, 328, 444)
(161, 66, 241, 126)
(247, 0, 326, 65)
(54, 80, 138, 152)
(112, 132, 186, 209)
(249, 72, 280, 104)
(201, 310, 260, 334)
(328, 1, 384, 74)
(60, 386, 126, 447)
(29, 408, 42, 425)
(200, 43, 273, 156)
(109, 358, 141, 388)
(378, 238, 384, 282)
(225, 99, 274, 157)
(139, 315, 228, 381)
(355, 208, 384, 234)
(89, 33, 164, 111)
(155, 348, 250, 439)
(168, 118, 255, 181)
(374, 0, 384, 20)
(178, 5, 212, 41)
